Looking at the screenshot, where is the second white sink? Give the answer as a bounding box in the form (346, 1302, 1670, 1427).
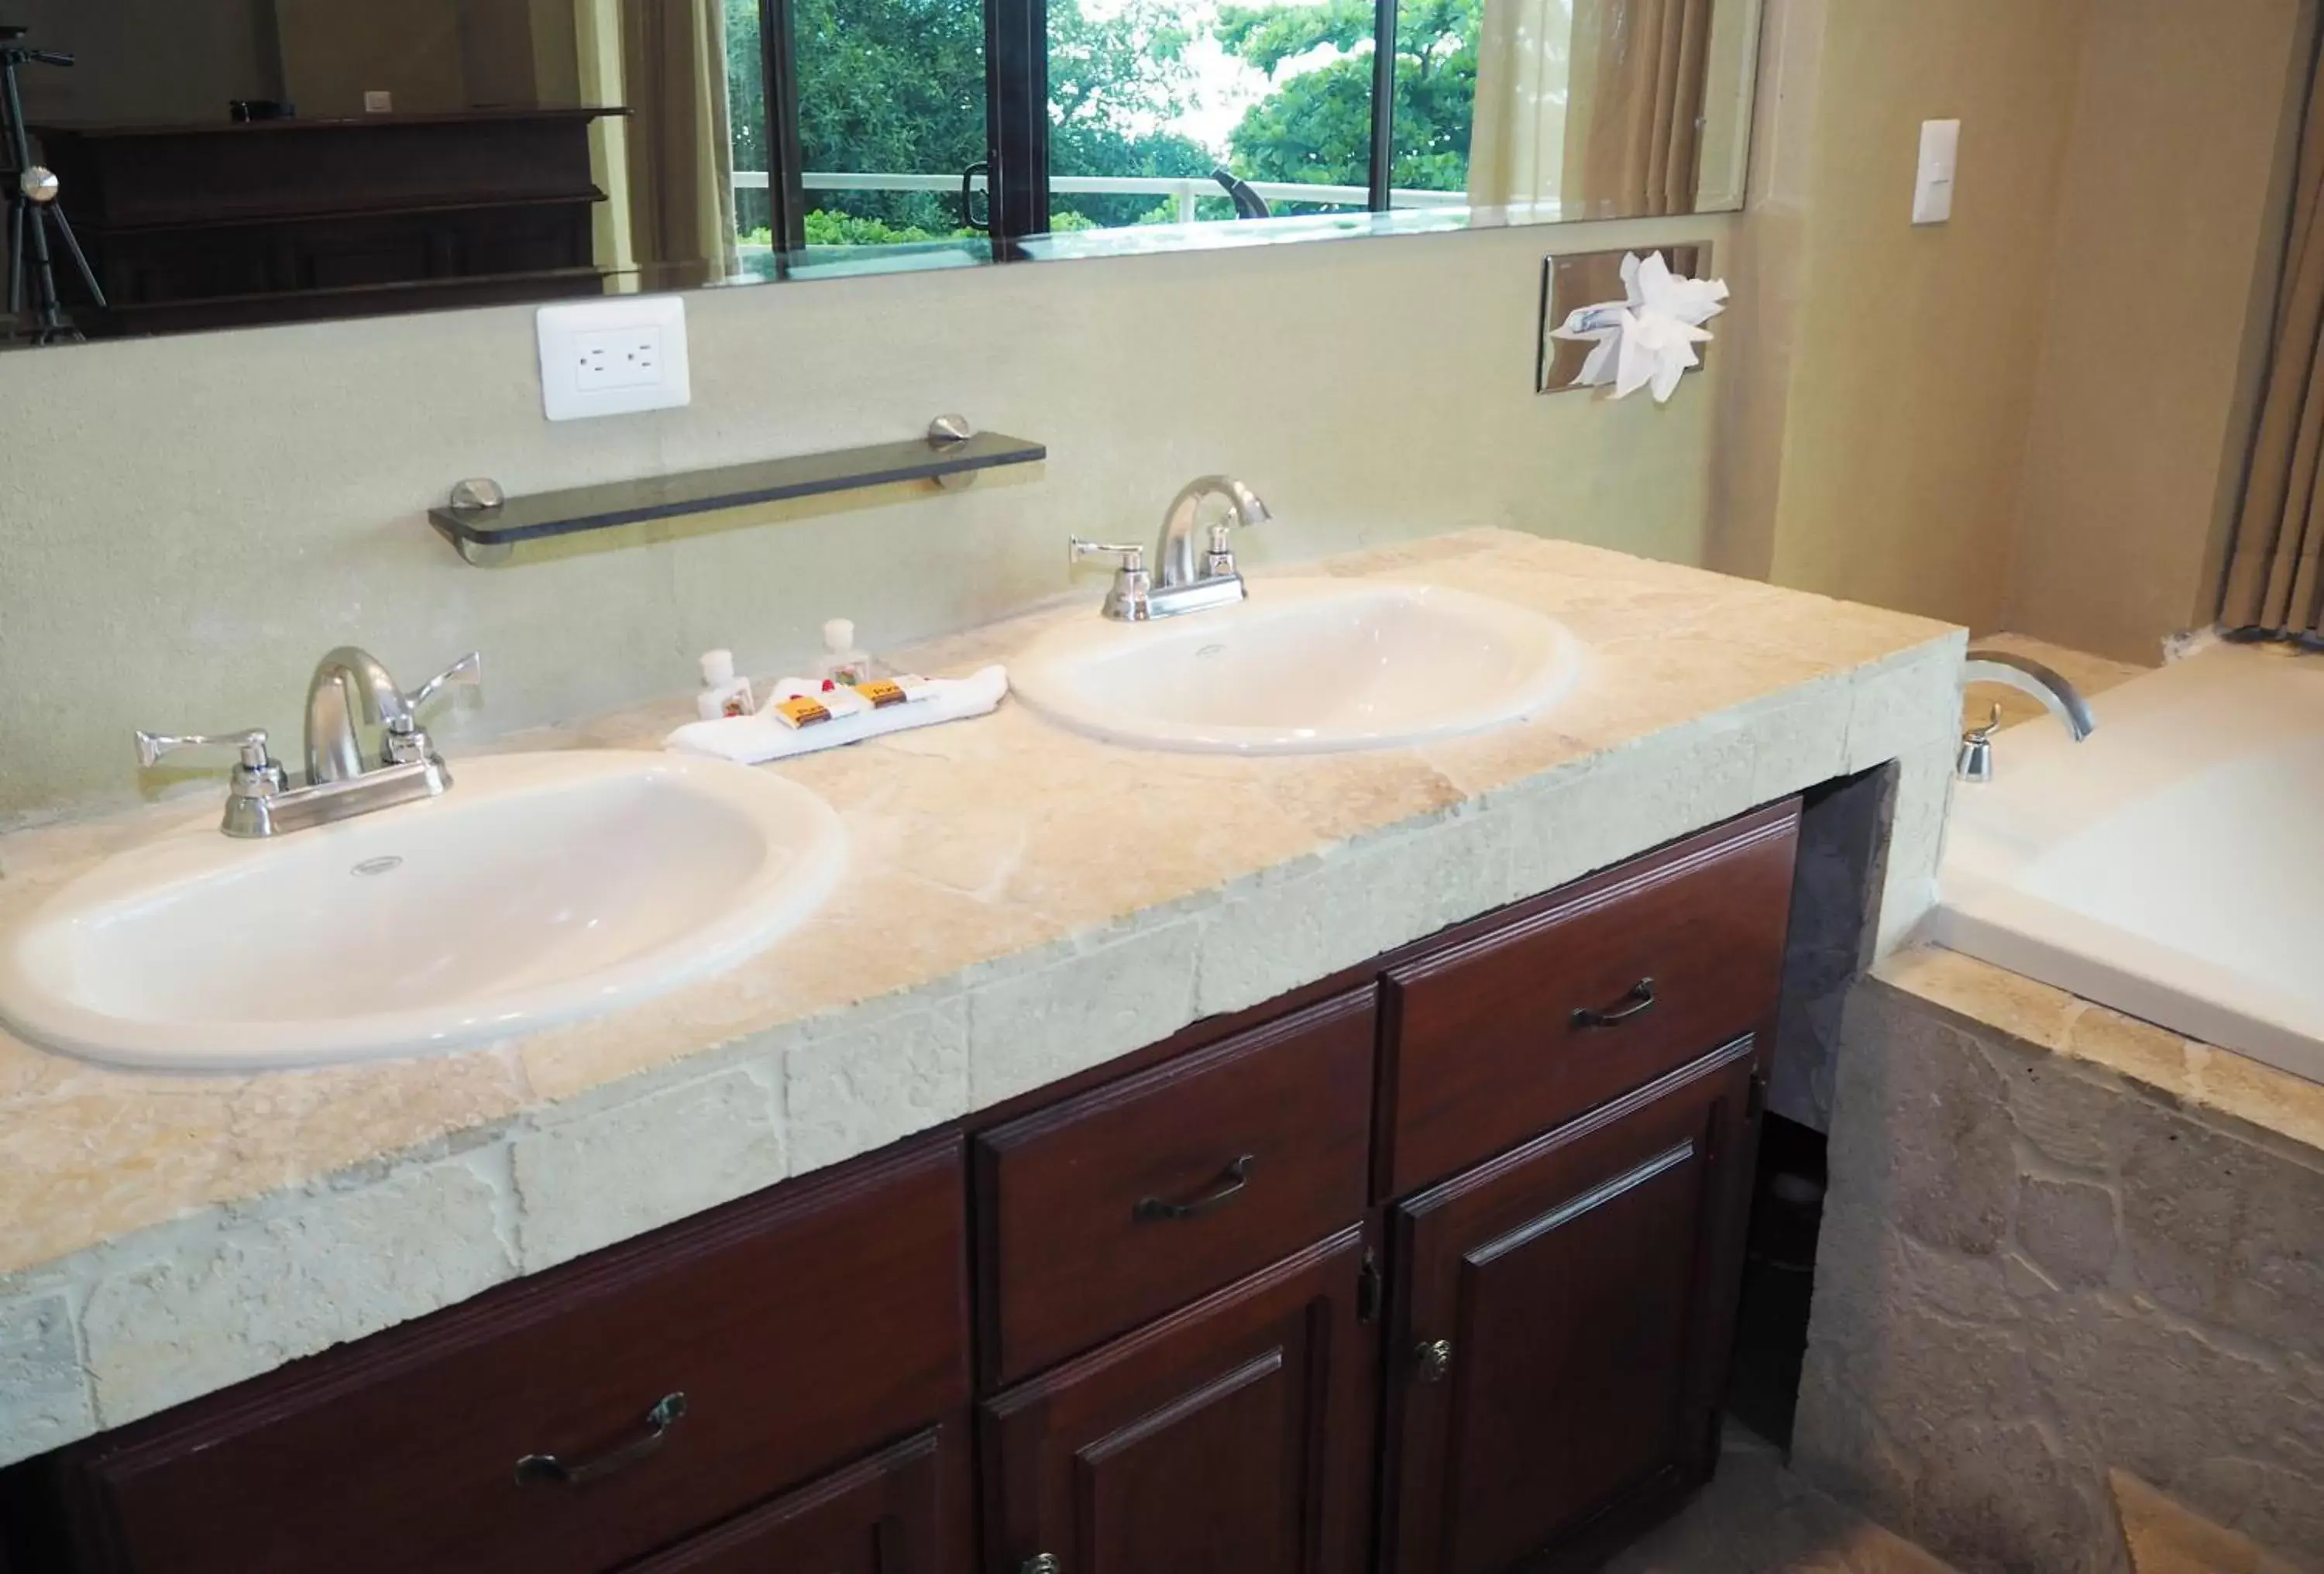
(0, 751, 846, 1071)
(1012, 579, 1586, 754)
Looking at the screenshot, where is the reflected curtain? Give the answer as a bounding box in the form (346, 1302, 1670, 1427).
(2219, 31, 2324, 641)
(1468, 0, 1573, 211)
(1561, 0, 1712, 219)
(620, 0, 737, 284)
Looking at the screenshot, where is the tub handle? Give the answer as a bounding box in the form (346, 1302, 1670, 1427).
(1573, 978, 1657, 1029)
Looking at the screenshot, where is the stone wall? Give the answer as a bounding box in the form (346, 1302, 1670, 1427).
(1795, 970, 2324, 1572)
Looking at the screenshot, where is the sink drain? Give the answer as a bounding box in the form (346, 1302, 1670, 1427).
(350, 856, 404, 878)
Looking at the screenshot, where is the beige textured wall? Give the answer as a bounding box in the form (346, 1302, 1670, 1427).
(1725, 0, 2311, 651)
(0, 215, 1729, 824)
(2003, 0, 2310, 663)
(1756, 0, 2089, 634)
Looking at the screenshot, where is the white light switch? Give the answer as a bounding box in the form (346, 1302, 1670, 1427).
(535, 297, 692, 421)
(1913, 119, 1960, 225)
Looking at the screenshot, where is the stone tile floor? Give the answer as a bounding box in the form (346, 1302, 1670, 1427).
(1601, 1428, 1955, 1574)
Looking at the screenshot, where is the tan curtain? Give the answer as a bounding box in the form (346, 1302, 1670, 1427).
(2219, 33, 2324, 639)
(620, 0, 737, 285)
(1467, 0, 1574, 212)
(1562, 0, 1714, 219)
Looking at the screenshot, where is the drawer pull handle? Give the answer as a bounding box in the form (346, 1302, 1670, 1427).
(1571, 977, 1656, 1029)
(514, 1391, 687, 1488)
(1133, 1154, 1256, 1222)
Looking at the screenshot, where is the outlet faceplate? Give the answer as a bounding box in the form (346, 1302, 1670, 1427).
(536, 297, 692, 421)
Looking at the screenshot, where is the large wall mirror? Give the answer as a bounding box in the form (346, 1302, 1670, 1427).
(0, 0, 1758, 345)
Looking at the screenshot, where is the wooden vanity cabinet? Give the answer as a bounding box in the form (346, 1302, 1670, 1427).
(19, 797, 1805, 1574)
(979, 1225, 1378, 1574)
(621, 1418, 971, 1573)
(1378, 1042, 1762, 1574)
(974, 987, 1377, 1387)
(51, 1139, 972, 1574)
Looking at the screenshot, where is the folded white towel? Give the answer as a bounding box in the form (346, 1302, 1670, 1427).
(662, 665, 1010, 765)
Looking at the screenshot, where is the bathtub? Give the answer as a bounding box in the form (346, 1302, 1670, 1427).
(1930, 641, 2324, 1087)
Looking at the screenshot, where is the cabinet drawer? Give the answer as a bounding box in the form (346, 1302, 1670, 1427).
(1381, 802, 1796, 1196)
(62, 1139, 970, 1574)
(975, 987, 1376, 1387)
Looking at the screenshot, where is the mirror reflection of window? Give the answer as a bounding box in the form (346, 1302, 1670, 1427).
(1046, 0, 1384, 235)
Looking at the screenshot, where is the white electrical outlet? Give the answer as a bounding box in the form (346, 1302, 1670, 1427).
(536, 297, 692, 421)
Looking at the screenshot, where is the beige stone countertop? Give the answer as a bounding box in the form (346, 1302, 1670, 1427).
(0, 528, 1963, 1463)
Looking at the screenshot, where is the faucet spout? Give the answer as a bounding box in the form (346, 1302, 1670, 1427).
(1961, 650, 2096, 741)
(1156, 475, 1270, 591)
(304, 647, 414, 785)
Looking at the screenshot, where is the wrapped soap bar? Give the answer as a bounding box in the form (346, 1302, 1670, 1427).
(853, 675, 934, 709)
(768, 694, 831, 729)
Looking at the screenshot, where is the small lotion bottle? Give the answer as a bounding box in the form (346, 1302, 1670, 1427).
(814, 618, 875, 687)
(696, 649, 755, 720)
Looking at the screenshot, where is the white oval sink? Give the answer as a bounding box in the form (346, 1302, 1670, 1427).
(1011, 579, 1587, 754)
(0, 751, 845, 1071)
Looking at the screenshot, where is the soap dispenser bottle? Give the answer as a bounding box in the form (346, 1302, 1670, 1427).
(815, 619, 875, 687)
(696, 649, 755, 720)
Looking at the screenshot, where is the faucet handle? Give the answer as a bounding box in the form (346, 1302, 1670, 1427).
(402, 651, 483, 717)
(384, 652, 482, 765)
(135, 729, 289, 796)
(136, 727, 273, 772)
(1070, 539, 1156, 621)
(1068, 538, 1146, 575)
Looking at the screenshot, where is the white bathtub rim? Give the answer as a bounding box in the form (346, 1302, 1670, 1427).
(1930, 870, 2324, 1088)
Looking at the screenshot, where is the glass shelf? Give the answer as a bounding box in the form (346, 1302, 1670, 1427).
(429, 424, 1044, 563)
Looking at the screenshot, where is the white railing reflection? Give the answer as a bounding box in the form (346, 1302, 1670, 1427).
(733, 169, 1466, 222)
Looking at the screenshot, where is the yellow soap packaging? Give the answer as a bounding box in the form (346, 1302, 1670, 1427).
(762, 674, 935, 730)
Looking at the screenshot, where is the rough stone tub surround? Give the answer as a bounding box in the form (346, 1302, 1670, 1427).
(1796, 946, 2324, 1572)
(0, 528, 1963, 1466)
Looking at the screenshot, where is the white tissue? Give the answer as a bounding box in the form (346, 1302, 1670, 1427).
(1551, 251, 1729, 404)
(663, 665, 1010, 765)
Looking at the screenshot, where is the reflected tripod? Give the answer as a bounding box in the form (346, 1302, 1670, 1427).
(1, 25, 104, 344)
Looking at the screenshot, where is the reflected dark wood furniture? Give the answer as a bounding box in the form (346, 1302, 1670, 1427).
(19, 797, 1803, 1574)
(33, 108, 617, 335)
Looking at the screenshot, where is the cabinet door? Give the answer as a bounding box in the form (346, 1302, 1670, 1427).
(1383, 1041, 1759, 1574)
(981, 1226, 1376, 1574)
(624, 1418, 969, 1573)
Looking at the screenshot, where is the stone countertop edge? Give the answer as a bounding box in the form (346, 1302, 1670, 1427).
(1872, 945, 2324, 1161)
(0, 528, 1966, 1465)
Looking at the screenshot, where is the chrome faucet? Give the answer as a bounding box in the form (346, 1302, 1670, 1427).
(138, 648, 481, 837)
(1071, 474, 1271, 621)
(1956, 647, 2094, 782)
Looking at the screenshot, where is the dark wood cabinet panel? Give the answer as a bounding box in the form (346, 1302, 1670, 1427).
(975, 988, 1377, 1387)
(1382, 1040, 1761, 1574)
(57, 1139, 970, 1574)
(624, 1418, 971, 1574)
(981, 1225, 1377, 1574)
(1381, 800, 1796, 1196)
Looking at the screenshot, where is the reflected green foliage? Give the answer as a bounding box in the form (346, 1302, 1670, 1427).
(1218, 0, 1478, 192)
(723, 0, 1480, 243)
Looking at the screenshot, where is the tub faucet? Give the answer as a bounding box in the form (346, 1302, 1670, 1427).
(1071, 474, 1270, 621)
(1956, 648, 2095, 782)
